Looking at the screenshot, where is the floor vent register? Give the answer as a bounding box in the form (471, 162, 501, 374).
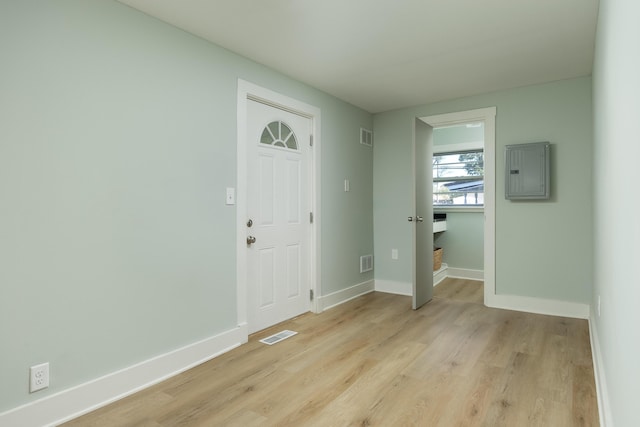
(259, 330, 298, 345)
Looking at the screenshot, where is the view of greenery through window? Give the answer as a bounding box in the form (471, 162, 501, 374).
(433, 150, 484, 206)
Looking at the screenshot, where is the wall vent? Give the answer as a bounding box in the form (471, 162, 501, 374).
(360, 128, 373, 147)
(360, 254, 373, 273)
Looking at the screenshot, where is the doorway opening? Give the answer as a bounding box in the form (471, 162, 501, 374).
(419, 107, 496, 306)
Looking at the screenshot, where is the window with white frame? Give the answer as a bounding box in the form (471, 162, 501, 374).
(433, 150, 484, 206)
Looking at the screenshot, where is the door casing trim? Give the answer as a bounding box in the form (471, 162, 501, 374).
(419, 107, 497, 306)
(236, 80, 321, 339)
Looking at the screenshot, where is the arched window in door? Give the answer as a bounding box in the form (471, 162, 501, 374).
(260, 121, 298, 150)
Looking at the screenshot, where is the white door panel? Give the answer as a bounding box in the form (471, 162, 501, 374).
(413, 118, 434, 309)
(258, 248, 275, 308)
(258, 153, 275, 225)
(247, 99, 311, 333)
(286, 158, 301, 223)
(286, 244, 301, 298)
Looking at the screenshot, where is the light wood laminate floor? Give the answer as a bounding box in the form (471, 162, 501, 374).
(64, 278, 598, 426)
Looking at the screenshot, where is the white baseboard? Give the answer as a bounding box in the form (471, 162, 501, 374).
(0, 326, 246, 427)
(375, 271, 587, 320)
(589, 312, 612, 427)
(375, 280, 412, 296)
(446, 267, 484, 281)
(437, 268, 587, 319)
(376, 267, 481, 294)
(486, 294, 590, 319)
(433, 263, 448, 286)
(319, 280, 375, 311)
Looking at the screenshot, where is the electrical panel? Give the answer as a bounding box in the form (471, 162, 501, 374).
(505, 142, 550, 200)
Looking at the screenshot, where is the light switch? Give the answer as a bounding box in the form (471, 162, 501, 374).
(344, 179, 350, 192)
(226, 187, 235, 205)
(391, 249, 398, 260)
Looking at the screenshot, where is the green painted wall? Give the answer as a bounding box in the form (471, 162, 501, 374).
(434, 213, 484, 270)
(372, 110, 414, 280)
(0, 0, 372, 412)
(374, 77, 593, 304)
(592, 0, 640, 424)
(433, 123, 484, 147)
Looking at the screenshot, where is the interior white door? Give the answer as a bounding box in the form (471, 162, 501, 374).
(413, 118, 434, 309)
(246, 99, 312, 334)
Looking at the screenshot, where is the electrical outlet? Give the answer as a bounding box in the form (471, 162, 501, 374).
(30, 362, 49, 393)
(391, 249, 398, 260)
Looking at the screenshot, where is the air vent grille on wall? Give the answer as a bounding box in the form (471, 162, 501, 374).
(360, 128, 373, 147)
(360, 254, 373, 273)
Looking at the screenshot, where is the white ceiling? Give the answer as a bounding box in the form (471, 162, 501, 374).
(117, 0, 599, 113)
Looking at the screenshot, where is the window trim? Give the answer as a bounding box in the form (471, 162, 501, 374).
(434, 206, 484, 213)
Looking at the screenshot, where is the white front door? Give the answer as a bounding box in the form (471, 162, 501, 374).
(246, 99, 312, 334)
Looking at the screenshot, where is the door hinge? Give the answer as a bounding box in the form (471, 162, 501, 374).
(309, 135, 313, 147)
(310, 289, 314, 301)
(309, 212, 314, 223)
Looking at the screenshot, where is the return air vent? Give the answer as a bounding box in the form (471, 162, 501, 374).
(360, 128, 373, 147)
(360, 254, 373, 273)
(259, 330, 298, 345)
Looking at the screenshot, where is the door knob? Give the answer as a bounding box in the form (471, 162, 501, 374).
(246, 235, 256, 244)
(416, 216, 424, 222)
(408, 216, 414, 222)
